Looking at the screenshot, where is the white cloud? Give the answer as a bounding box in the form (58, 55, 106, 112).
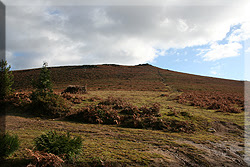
(227, 22, 250, 43)
(90, 8, 116, 28)
(202, 42, 242, 61)
(159, 17, 169, 27)
(198, 21, 249, 62)
(3, 1, 250, 69)
(177, 19, 188, 32)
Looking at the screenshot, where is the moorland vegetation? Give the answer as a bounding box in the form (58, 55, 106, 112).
(0, 62, 247, 166)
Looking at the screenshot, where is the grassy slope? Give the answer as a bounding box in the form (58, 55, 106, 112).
(5, 91, 246, 166)
(5, 64, 246, 166)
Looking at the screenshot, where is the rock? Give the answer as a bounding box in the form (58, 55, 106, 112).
(62, 85, 87, 94)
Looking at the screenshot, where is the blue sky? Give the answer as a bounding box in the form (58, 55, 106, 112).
(4, 0, 250, 81)
(153, 24, 245, 80)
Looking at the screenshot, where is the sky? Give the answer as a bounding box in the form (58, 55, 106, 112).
(2, 0, 250, 81)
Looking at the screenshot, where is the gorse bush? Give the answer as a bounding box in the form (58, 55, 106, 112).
(0, 132, 19, 159)
(34, 131, 82, 161)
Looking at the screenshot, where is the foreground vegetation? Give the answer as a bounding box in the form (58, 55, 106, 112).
(2, 90, 246, 166)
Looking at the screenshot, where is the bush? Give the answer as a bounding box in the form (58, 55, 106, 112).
(67, 98, 196, 133)
(66, 105, 120, 125)
(120, 115, 196, 133)
(121, 116, 165, 130)
(34, 131, 82, 161)
(30, 92, 69, 118)
(61, 93, 85, 104)
(165, 119, 196, 133)
(120, 105, 140, 115)
(140, 103, 161, 117)
(0, 132, 19, 159)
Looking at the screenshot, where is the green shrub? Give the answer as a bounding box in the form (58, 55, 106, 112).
(32, 62, 53, 95)
(30, 92, 69, 118)
(34, 131, 82, 161)
(0, 132, 19, 159)
(0, 60, 14, 100)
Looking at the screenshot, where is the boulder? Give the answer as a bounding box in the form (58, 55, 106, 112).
(62, 85, 87, 94)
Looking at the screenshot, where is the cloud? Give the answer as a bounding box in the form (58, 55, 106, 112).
(202, 42, 242, 61)
(90, 8, 116, 28)
(227, 22, 250, 43)
(177, 19, 188, 32)
(198, 21, 250, 62)
(3, 1, 250, 69)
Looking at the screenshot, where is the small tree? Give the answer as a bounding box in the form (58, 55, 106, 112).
(30, 62, 69, 118)
(0, 60, 14, 100)
(32, 62, 53, 95)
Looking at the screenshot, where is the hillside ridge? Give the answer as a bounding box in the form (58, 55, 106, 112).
(12, 64, 244, 94)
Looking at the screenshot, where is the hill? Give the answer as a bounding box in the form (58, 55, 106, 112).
(3, 64, 246, 166)
(12, 64, 244, 94)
